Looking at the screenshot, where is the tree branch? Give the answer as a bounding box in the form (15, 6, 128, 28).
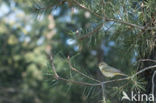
(133, 65, 156, 77)
(48, 52, 99, 86)
(139, 59, 156, 63)
(48, 52, 156, 87)
(72, 0, 103, 19)
(58, 77, 98, 86)
(101, 82, 105, 101)
(78, 23, 104, 40)
(48, 53, 59, 79)
(72, 0, 156, 31)
(67, 56, 101, 83)
(152, 71, 156, 96)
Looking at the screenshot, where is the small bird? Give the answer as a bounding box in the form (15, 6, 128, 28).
(98, 62, 127, 78)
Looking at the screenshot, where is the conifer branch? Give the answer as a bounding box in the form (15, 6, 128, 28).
(139, 59, 156, 63)
(72, 0, 156, 31)
(48, 52, 98, 86)
(79, 23, 104, 40)
(48, 53, 59, 79)
(133, 65, 156, 77)
(152, 71, 156, 96)
(48, 52, 156, 86)
(67, 56, 101, 83)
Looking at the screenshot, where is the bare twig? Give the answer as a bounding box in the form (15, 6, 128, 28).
(49, 53, 59, 79)
(133, 65, 156, 77)
(101, 0, 107, 18)
(79, 23, 104, 40)
(67, 56, 101, 83)
(104, 22, 115, 33)
(101, 83, 105, 100)
(102, 77, 130, 84)
(152, 71, 156, 96)
(106, 18, 145, 29)
(139, 59, 156, 63)
(58, 77, 98, 86)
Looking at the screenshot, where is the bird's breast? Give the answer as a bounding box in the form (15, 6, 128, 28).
(100, 69, 115, 77)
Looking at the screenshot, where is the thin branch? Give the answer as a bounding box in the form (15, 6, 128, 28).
(139, 59, 156, 63)
(133, 65, 156, 77)
(48, 52, 99, 86)
(48, 53, 59, 79)
(104, 22, 115, 33)
(59, 77, 98, 86)
(48, 52, 156, 87)
(79, 23, 104, 40)
(106, 18, 144, 30)
(67, 56, 101, 83)
(72, 0, 156, 31)
(101, 83, 105, 100)
(72, 0, 103, 19)
(101, 0, 107, 18)
(34, 1, 64, 11)
(102, 77, 130, 84)
(152, 71, 156, 96)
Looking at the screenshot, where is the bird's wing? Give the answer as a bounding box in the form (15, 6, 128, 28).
(105, 66, 121, 73)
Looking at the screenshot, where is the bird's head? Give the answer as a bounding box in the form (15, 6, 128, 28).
(98, 62, 107, 69)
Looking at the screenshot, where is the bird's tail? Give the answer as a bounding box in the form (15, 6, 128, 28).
(114, 72, 128, 77)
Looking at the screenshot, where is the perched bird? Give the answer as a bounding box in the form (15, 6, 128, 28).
(98, 62, 127, 78)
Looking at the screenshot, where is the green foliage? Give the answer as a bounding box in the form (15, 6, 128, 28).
(1, 0, 155, 103)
